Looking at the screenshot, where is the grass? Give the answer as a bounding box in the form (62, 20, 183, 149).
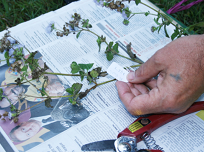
(0, 0, 203, 34)
(0, 0, 67, 31)
(150, 0, 204, 34)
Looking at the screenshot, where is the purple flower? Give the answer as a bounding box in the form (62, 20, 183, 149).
(8, 112, 17, 120)
(46, 21, 55, 34)
(8, 48, 14, 57)
(122, 11, 128, 19)
(69, 25, 79, 32)
(3, 44, 25, 64)
(10, 44, 25, 63)
(13, 44, 25, 53)
(8, 112, 12, 119)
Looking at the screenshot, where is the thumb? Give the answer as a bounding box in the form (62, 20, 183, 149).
(127, 54, 163, 83)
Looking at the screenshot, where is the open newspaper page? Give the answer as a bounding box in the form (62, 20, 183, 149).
(1, 0, 204, 152)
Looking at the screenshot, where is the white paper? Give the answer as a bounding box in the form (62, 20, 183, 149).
(107, 62, 129, 82)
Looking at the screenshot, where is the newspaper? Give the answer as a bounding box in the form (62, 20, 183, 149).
(0, 0, 204, 152)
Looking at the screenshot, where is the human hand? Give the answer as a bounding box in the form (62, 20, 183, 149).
(116, 34, 204, 115)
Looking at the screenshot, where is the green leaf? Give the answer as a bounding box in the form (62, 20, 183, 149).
(66, 87, 74, 95)
(68, 98, 73, 103)
(97, 36, 102, 51)
(108, 42, 113, 48)
(87, 75, 93, 83)
(113, 43, 119, 53)
(106, 51, 113, 61)
(124, 7, 131, 18)
(10, 105, 16, 111)
(171, 32, 178, 41)
(26, 51, 38, 64)
(72, 83, 83, 95)
(157, 25, 162, 33)
(11, 113, 17, 117)
(78, 63, 94, 71)
(68, 98, 77, 105)
(90, 70, 99, 78)
(145, 11, 150, 16)
(6, 58, 9, 66)
(164, 25, 169, 38)
(70, 61, 80, 74)
(79, 71, 85, 81)
(21, 65, 28, 72)
(41, 80, 47, 96)
(82, 19, 89, 28)
(154, 18, 160, 25)
(135, 0, 141, 5)
(45, 98, 53, 108)
(171, 26, 179, 40)
(94, 67, 102, 75)
(76, 31, 81, 39)
(0, 88, 3, 100)
(4, 51, 9, 58)
(163, 15, 173, 24)
(123, 19, 129, 25)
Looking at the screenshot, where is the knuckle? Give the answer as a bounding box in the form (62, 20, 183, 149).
(152, 52, 162, 67)
(135, 64, 146, 77)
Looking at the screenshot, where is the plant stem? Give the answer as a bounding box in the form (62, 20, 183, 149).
(116, 53, 143, 64)
(130, 64, 141, 68)
(97, 79, 116, 86)
(9, 35, 31, 54)
(24, 94, 73, 99)
(80, 28, 109, 45)
(140, 2, 179, 28)
(44, 72, 80, 76)
(4, 96, 12, 105)
(129, 12, 157, 20)
(78, 27, 142, 63)
(21, 94, 73, 113)
(87, 78, 116, 92)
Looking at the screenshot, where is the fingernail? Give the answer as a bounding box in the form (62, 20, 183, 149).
(127, 71, 135, 81)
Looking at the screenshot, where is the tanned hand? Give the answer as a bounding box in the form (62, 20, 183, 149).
(116, 34, 204, 115)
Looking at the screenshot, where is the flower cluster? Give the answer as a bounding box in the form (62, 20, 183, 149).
(46, 21, 55, 34)
(0, 111, 19, 123)
(94, 0, 125, 12)
(0, 32, 13, 53)
(55, 13, 82, 37)
(93, 0, 132, 25)
(0, 32, 26, 65)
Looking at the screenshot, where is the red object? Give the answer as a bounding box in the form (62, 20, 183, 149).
(118, 101, 204, 143)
